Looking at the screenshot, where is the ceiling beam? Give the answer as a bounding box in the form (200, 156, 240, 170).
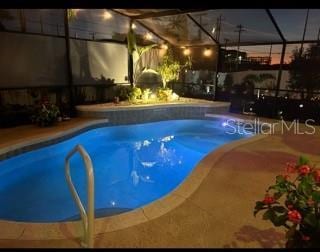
(135, 20, 172, 45)
(110, 9, 171, 45)
(265, 9, 286, 43)
(110, 9, 131, 18)
(226, 39, 319, 47)
(186, 13, 219, 46)
(112, 9, 319, 48)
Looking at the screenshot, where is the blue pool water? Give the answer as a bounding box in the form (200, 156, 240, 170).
(0, 119, 253, 222)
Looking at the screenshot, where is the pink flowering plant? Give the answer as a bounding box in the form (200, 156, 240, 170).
(31, 98, 60, 127)
(254, 156, 320, 248)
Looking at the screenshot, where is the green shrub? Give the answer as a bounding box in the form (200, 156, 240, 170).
(157, 87, 173, 101)
(128, 87, 142, 102)
(31, 103, 60, 127)
(142, 88, 152, 101)
(115, 85, 131, 101)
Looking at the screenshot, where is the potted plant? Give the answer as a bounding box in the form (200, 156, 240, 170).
(254, 156, 320, 248)
(31, 100, 60, 127)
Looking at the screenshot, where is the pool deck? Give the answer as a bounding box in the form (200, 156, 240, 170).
(0, 118, 92, 150)
(0, 110, 320, 248)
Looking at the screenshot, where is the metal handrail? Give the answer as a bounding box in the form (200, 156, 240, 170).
(65, 144, 94, 248)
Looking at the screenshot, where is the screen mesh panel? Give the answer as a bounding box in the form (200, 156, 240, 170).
(189, 9, 282, 46)
(138, 14, 216, 46)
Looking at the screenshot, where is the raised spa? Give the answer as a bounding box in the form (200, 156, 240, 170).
(0, 119, 253, 222)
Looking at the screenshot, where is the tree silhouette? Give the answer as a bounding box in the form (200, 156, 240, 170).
(243, 73, 275, 89)
(288, 44, 320, 99)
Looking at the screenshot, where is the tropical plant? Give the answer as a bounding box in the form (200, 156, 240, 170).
(133, 44, 158, 84)
(116, 85, 131, 101)
(31, 102, 60, 127)
(157, 49, 181, 88)
(254, 156, 320, 248)
(127, 27, 157, 86)
(128, 86, 142, 102)
(288, 44, 320, 99)
(157, 87, 173, 101)
(142, 88, 152, 101)
(243, 73, 276, 89)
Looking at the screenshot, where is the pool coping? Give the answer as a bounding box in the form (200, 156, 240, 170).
(0, 114, 270, 243)
(76, 101, 230, 112)
(0, 119, 109, 161)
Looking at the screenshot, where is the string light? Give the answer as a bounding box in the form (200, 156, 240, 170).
(144, 32, 153, 40)
(161, 44, 168, 50)
(103, 11, 112, 20)
(183, 48, 191, 56)
(203, 48, 212, 57)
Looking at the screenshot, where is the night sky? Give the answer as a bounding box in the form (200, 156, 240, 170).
(1, 9, 319, 65)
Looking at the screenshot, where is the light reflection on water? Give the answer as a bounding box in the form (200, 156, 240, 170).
(0, 119, 252, 222)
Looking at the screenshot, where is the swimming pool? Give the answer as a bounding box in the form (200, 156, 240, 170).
(0, 119, 253, 223)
